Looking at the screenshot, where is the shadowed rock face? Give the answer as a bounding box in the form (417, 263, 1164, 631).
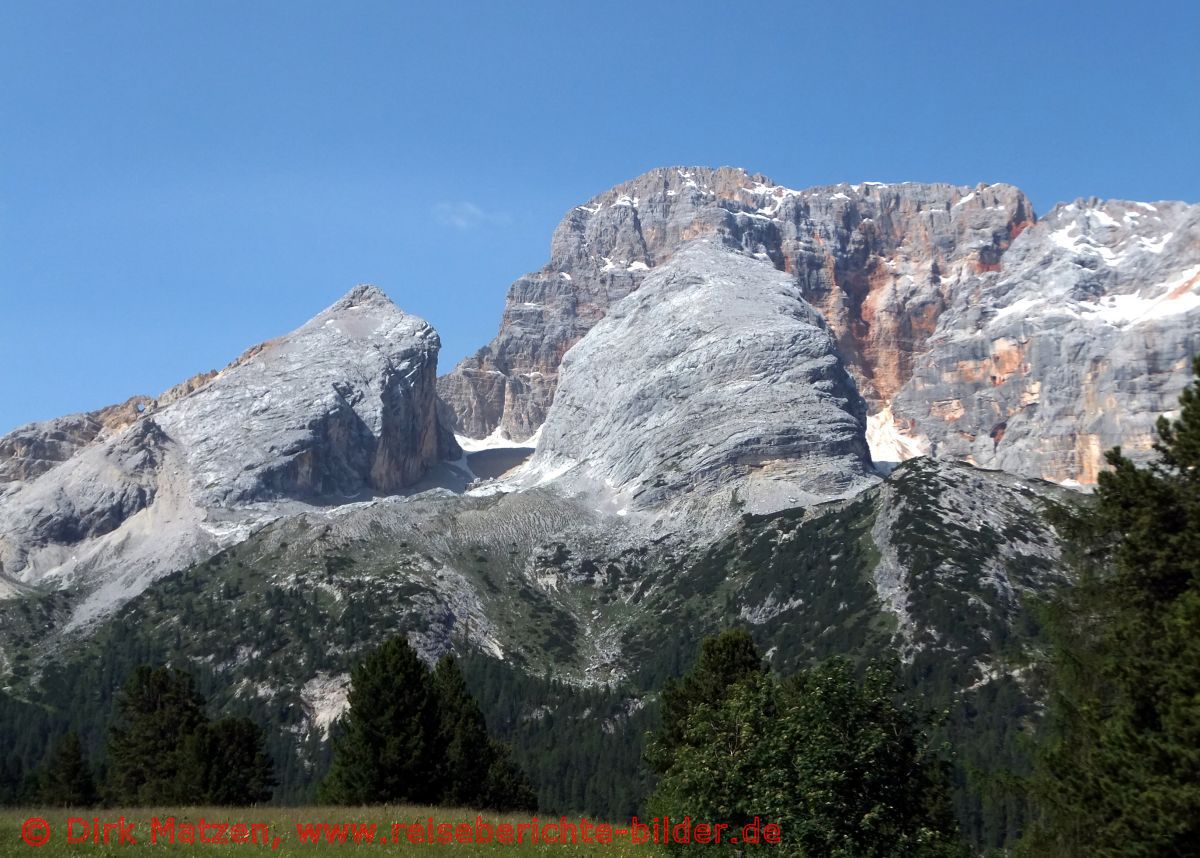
(520, 241, 877, 528)
(890, 199, 1200, 483)
(0, 285, 452, 616)
(153, 284, 451, 505)
(438, 166, 1033, 441)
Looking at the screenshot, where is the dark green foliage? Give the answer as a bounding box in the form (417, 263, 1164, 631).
(648, 627, 765, 773)
(320, 636, 534, 810)
(457, 652, 652, 819)
(105, 665, 275, 805)
(1021, 357, 1200, 856)
(432, 656, 536, 811)
(432, 655, 493, 806)
(185, 718, 275, 806)
(0, 690, 56, 805)
(651, 643, 965, 857)
(320, 634, 441, 805)
(38, 732, 97, 807)
(106, 666, 207, 804)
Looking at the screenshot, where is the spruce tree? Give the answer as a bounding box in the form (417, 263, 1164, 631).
(479, 741, 537, 812)
(431, 655, 494, 806)
(106, 665, 276, 806)
(186, 718, 275, 805)
(107, 666, 207, 804)
(1021, 357, 1200, 856)
(431, 656, 537, 811)
(320, 634, 441, 804)
(39, 732, 97, 807)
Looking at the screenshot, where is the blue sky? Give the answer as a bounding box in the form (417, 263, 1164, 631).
(1, 0, 1197, 433)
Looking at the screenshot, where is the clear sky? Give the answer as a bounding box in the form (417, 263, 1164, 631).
(1, 0, 1197, 433)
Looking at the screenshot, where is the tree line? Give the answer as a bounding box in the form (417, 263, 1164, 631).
(31, 665, 274, 807)
(28, 642, 535, 811)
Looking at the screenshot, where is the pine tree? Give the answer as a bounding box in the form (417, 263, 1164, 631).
(107, 666, 207, 804)
(319, 634, 441, 804)
(106, 665, 276, 806)
(431, 655, 494, 806)
(431, 655, 535, 810)
(1021, 357, 1200, 856)
(39, 732, 97, 807)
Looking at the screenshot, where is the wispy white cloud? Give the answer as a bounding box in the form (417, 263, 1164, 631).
(432, 201, 512, 230)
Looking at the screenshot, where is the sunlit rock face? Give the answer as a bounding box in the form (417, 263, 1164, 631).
(890, 199, 1200, 484)
(153, 284, 449, 505)
(438, 166, 1033, 442)
(442, 166, 1198, 486)
(521, 240, 877, 530)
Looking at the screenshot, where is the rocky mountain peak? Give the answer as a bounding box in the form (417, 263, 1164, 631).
(327, 283, 403, 314)
(0, 286, 452, 623)
(515, 240, 876, 529)
(438, 169, 1035, 442)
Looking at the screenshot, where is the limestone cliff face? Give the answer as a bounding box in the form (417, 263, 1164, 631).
(890, 199, 1200, 483)
(516, 241, 877, 529)
(153, 285, 450, 505)
(0, 285, 451, 618)
(438, 166, 1034, 441)
(442, 166, 1199, 486)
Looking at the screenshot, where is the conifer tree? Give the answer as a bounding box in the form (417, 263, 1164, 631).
(186, 717, 275, 806)
(431, 655, 493, 805)
(107, 666, 207, 804)
(321, 640, 537, 810)
(320, 634, 441, 804)
(106, 665, 276, 806)
(1021, 357, 1200, 855)
(479, 742, 538, 812)
(432, 656, 536, 811)
(39, 732, 97, 807)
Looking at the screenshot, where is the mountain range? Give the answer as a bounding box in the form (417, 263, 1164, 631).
(1, 165, 1197, 844)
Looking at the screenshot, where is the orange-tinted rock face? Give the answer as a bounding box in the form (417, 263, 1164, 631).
(795, 187, 1034, 407)
(439, 167, 1035, 440)
(439, 167, 1197, 489)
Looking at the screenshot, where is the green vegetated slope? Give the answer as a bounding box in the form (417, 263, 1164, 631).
(0, 458, 1077, 849)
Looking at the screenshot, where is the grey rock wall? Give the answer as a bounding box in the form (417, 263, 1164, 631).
(521, 241, 877, 528)
(438, 166, 1033, 442)
(891, 199, 1200, 483)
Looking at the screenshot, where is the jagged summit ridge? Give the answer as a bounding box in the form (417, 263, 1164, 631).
(439, 164, 1199, 486)
(437, 166, 1033, 444)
